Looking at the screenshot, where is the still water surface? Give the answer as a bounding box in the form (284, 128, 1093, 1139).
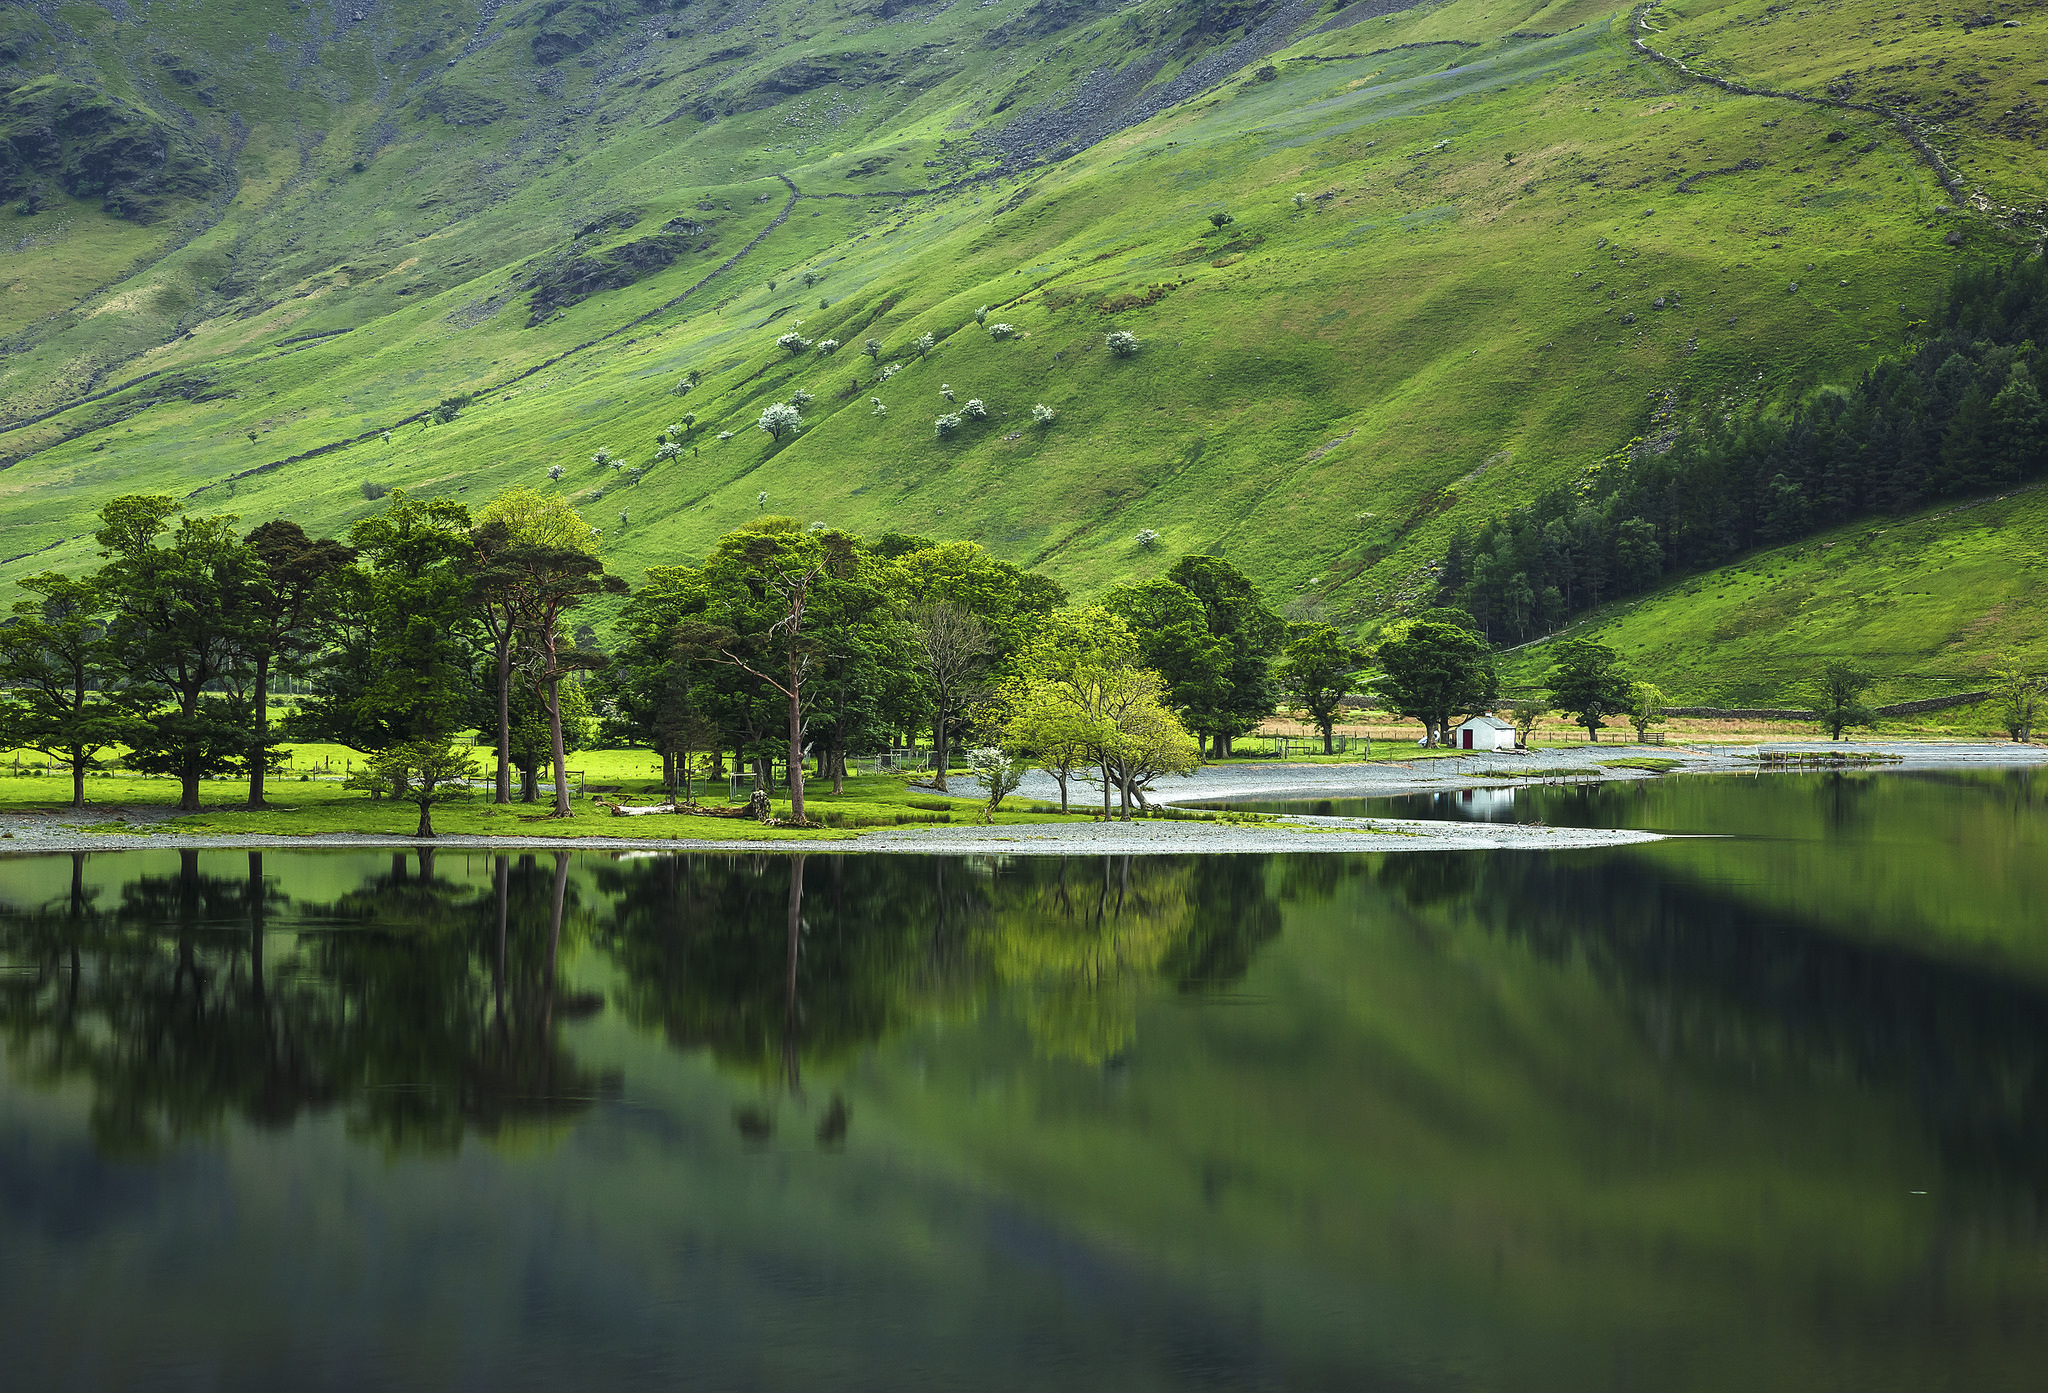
(3, 770, 2045, 1391)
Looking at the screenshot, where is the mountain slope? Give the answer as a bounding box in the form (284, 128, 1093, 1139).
(0, 0, 2039, 674)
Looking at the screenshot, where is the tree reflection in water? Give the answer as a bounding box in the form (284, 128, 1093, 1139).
(0, 848, 613, 1157)
(590, 852, 1286, 1138)
(2, 850, 1288, 1159)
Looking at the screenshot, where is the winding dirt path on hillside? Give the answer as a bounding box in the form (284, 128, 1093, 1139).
(1627, 3, 1970, 204)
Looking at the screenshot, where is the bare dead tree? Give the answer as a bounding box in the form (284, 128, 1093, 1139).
(910, 601, 995, 792)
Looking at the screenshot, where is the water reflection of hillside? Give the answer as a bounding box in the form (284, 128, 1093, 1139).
(1381, 847, 2048, 1204)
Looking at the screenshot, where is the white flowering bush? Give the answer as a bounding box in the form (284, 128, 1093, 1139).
(1031, 403, 1056, 427)
(791, 388, 814, 408)
(987, 322, 1018, 341)
(1106, 330, 1139, 358)
(655, 442, 684, 461)
(717, 430, 735, 441)
(961, 398, 987, 420)
(816, 338, 839, 355)
(591, 446, 614, 467)
(664, 422, 686, 440)
(1134, 528, 1160, 548)
(863, 337, 882, 360)
(871, 397, 887, 417)
(758, 401, 804, 440)
(965, 746, 1024, 822)
(933, 412, 963, 438)
(938, 383, 955, 402)
(975, 305, 990, 325)
(547, 463, 566, 481)
(878, 361, 904, 382)
(911, 331, 936, 357)
(776, 330, 811, 354)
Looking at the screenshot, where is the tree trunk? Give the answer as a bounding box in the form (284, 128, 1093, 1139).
(546, 673, 572, 816)
(247, 654, 271, 809)
(786, 681, 807, 824)
(1100, 759, 1112, 818)
(417, 799, 435, 838)
(1055, 768, 1069, 814)
(931, 709, 949, 791)
(1322, 726, 1334, 755)
(521, 764, 539, 802)
(662, 750, 676, 797)
(180, 772, 202, 812)
(830, 742, 845, 795)
(494, 637, 513, 804)
(70, 745, 86, 810)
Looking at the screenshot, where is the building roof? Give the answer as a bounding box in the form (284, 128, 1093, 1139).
(1458, 714, 1514, 730)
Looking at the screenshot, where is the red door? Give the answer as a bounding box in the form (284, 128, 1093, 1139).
(1462, 728, 1474, 749)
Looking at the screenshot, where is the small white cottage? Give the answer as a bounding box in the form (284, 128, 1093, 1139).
(1450, 714, 1516, 751)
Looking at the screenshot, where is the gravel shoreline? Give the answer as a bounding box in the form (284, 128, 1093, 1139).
(1, 741, 2036, 859)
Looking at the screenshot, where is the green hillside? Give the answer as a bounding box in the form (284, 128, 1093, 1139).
(1499, 480, 2048, 703)
(1, 0, 2042, 681)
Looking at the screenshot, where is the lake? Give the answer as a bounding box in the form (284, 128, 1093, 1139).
(3, 769, 2045, 1391)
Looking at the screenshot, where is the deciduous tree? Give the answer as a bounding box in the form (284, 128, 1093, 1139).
(366, 737, 481, 838)
(1277, 622, 1364, 754)
(93, 496, 255, 810)
(1376, 620, 1497, 746)
(0, 572, 139, 808)
(1545, 639, 1633, 742)
(1813, 659, 1874, 741)
(240, 520, 352, 808)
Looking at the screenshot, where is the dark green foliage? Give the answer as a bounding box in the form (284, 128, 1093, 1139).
(1545, 639, 1633, 742)
(1443, 256, 2048, 643)
(92, 497, 254, 808)
(1813, 659, 1875, 741)
(296, 492, 478, 754)
(0, 571, 140, 808)
(1107, 556, 1287, 756)
(1374, 620, 1496, 746)
(240, 521, 354, 808)
(1277, 622, 1365, 754)
(1162, 555, 1283, 756)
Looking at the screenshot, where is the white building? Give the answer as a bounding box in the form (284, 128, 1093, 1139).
(1450, 714, 1516, 752)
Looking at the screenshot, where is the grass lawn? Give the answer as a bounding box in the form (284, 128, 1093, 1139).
(0, 764, 1139, 843)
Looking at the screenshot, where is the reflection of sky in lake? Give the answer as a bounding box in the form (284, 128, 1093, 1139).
(4, 773, 2047, 1392)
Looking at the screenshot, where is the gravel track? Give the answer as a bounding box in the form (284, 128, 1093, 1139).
(7, 741, 2035, 859)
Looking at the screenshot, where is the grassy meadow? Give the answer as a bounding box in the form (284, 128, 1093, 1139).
(1, 0, 2036, 705)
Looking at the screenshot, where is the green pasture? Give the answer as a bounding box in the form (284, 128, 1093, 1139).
(0, 0, 2030, 706)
